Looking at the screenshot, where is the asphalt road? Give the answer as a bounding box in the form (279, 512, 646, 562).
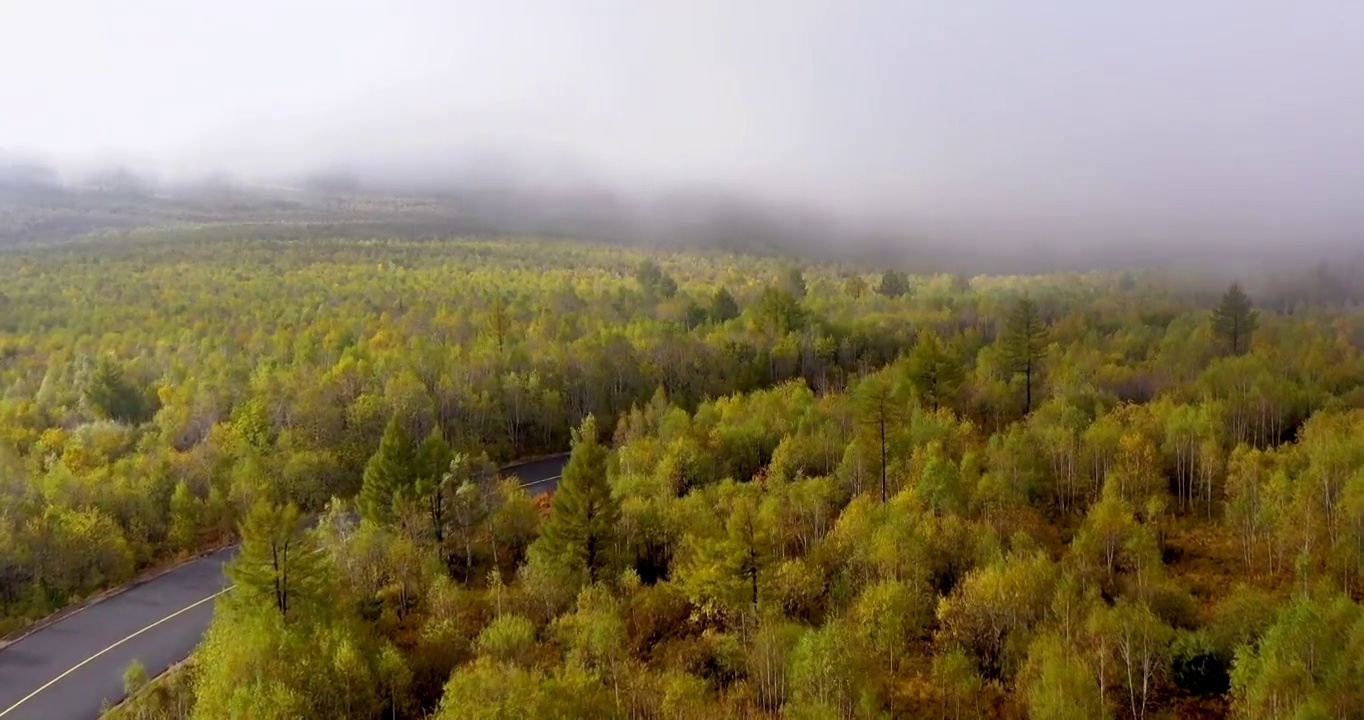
(0, 455, 566, 720)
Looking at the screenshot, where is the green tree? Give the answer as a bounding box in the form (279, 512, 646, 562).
(1211, 282, 1258, 356)
(877, 269, 911, 298)
(933, 648, 985, 720)
(907, 329, 963, 411)
(936, 550, 1057, 680)
(708, 286, 739, 323)
(1022, 633, 1109, 720)
(475, 614, 538, 666)
(999, 297, 1049, 414)
(167, 480, 205, 554)
(851, 578, 933, 674)
(854, 374, 904, 502)
(532, 414, 620, 584)
(677, 487, 775, 617)
(779, 266, 808, 299)
(226, 500, 330, 620)
(787, 620, 873, 718)
(1230, 590, 1363, 720)
(635, 259, 678, 298)
(358, 415, 416, 524)
(843, 273, 868, 298)
(752, 286, 805, 338)
(83, 355, 149, 424)
(487, 293, 511, 351)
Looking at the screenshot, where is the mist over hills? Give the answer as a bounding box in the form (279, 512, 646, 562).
(3, 150, 1362, 307)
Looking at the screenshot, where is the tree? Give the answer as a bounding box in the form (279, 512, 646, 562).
(1211, 282, 1258, 356)
(936, 550, 1057, 680)
(787, 620, 872, 718)
(933, 648, 985, 720)
(635, 259, 678, 298)
(359, 415, 416, 524)
(1022, 633, 1109, 720)
(709, 286, 739, 323)
(843, 274, 868, 298)
(227, 500, 330, 620)
(1071, 485, 1138, 589)
(907, 330, 963, 411)
(84, 355, 150, 424)
(475, 614, 538, 666)
(677, 487, 774, 617)
(555, 585, 629, 701)
(441, 453, 500, 579)
(487, 294, 511, 351)
(851, 578, 933, 674)
(1000, 297, 1049, 414)
(876, 269, 910, 298)
(779, 266, 808, 299)
(854, 374, 905, 503)
(1230, 590, 1363, 719)
(1089, 599, 1173, 720)
(532, 414, 620, 584)
(414, 426, 452, 490)
(752, 286, 804, 338)
(168, 480, 205, 553)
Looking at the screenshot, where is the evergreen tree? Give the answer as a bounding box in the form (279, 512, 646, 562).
(709, 286, 739, 323)
(753, 287, 805, 338)
(1211, 282, 1258, 356)
(726, 492, 771, 609)
(84, 355, 148, 424)
(779, 266, 807, 299)
(635, 259, 678, 298)
(1000, 297, 1049, 414)
(855, 374, 906, 503)
(877, 269, 911, 298)
(907, 330, 963, 411)
(227, 500, 330, 620)
(359, 415, 416, 524)
(534, 414, 620, 584)
(414, 426, 452, 487)
(487, 294, 511, 351)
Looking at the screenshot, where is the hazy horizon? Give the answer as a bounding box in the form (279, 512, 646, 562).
(5, 1, 1364, 251)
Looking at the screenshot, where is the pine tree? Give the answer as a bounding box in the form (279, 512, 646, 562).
(1212, 282, 1258, 356)
(84, 355, 146, 424)
(779, 266, 807, 299)
(488, 295, 511, 351)
(635, 259, 678, 298)
(359, 415, 416, 524)
(414, 426, 452, 487)
(726, 492, 770, 609)
(535, 414, 620, 584)
(907, 330, 963, 412)
(877, 269, 911, 298)
(709, 286, 739, 323)
(227, 500, 330, 620)
(1000, 297, 1049, 414)
(855, 374, 906, 503)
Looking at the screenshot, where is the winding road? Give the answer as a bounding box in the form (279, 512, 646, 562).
(0, 456, 566, 720)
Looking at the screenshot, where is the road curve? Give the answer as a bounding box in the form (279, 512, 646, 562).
(0, 456, 566, 720)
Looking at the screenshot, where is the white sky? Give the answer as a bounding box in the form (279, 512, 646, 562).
(4, 0, 1364, 244)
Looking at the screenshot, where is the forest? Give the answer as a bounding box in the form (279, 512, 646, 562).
(3, 226, 1364, 719)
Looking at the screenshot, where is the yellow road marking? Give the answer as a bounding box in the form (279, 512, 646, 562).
(0, 587, 232, 718)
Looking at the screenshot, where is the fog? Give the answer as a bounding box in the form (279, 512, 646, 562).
(5, 0, 1364, 257)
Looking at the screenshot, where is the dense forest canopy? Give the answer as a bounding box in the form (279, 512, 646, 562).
(3, 225, 1364, 719)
